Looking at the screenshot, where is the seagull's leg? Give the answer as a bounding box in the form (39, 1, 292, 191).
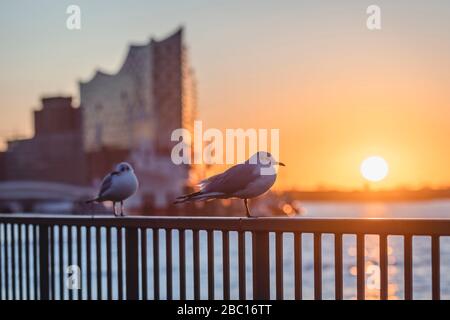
(244, 199, 251, 217)
(120, 201, 124, 216)
(113, 202, 117, 216)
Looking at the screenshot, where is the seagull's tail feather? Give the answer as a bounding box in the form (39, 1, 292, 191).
(174, 191, 225, 204)
(85, 198, 99, 204)
(175, 191, 202, 200)
(174, 191, 202, 204)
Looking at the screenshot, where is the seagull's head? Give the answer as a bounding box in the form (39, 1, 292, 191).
(248, 151, 286, 168)
(115, 162, 134, 174)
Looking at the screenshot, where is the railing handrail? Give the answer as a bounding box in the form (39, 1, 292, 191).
(1, 214, 450, 235)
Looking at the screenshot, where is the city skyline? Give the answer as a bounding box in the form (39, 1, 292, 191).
(0, 27, 200, 211)
(1, 1, 450, 191)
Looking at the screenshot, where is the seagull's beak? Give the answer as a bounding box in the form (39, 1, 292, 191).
(277, 162, 286, 167)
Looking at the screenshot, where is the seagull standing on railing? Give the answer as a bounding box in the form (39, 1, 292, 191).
(86, 162, 139, 216)
(174, 151, 285, 217)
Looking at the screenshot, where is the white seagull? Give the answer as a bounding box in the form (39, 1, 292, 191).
(86, 162, 139, 216)
(174, 151, 285, 217)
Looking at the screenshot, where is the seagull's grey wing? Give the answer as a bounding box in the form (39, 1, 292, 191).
(202, 163, 259, 195)
(98, 173, 116, 197)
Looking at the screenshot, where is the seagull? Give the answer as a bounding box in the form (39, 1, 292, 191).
(174, 151, 285, 217)
(86, 162, 139, 216)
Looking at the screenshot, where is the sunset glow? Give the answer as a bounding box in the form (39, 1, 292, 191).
(1, 1, 450, 191)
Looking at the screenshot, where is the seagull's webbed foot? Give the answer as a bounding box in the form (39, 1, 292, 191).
(244, 199, 252, 218)
(120, 201, 124, 216)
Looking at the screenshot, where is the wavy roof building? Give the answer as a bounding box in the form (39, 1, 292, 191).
(80, 27, 199, 210)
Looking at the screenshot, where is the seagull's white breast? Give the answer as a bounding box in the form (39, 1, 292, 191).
(103, 172, 139, 201)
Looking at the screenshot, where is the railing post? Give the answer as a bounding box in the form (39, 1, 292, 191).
(431, 236, 440, 300)
(125, 227, 139, 300)
(39, 224, 49, 300)
(314, 233, 322, 300)
(252, 231, 270, 299)
(404, 235, 413, 300)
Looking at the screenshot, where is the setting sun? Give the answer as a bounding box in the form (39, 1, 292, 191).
(360, 156, 389, 182)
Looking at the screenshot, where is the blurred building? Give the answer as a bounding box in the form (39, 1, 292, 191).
(80, 27, 201, 209)
(0, 152, 5, 181)
(0, 97, 86, 185)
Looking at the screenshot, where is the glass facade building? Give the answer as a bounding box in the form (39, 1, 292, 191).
(80, 28, 200, 209)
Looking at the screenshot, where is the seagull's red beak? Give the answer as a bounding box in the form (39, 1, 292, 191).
(277, 162, 286, 167)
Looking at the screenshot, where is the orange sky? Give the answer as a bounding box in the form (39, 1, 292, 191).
(200, 21, 450, 191)
(1, 1, 450, 191)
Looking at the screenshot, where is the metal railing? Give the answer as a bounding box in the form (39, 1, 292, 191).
(0, 214, 449, 300)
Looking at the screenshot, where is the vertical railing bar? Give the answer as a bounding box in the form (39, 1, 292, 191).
(0, 223, 6, 301)
(5, 223, 12, 300)
(431, 236, 440, 300)
(166, 229, 173, 300)
(137, 229, 142, 300)
(59, 225, 64, 300)
(379, 234, 388, 300)
(49, 226, 55, 300)
(207, 230, 214, 300)
(294, 232, 302, 300)
(68, 226, 73, 300)
(76, 226, 82, 300)
(238, 231, 246, 300)
(334, 233, 343, 300)
(38, 225, 49, 300)
(23, 224, 28, 300)
(6, 224, 11, 300)
(33, 225, 38, 300)
(275, 232, 284, 300)
(86, 226, 92, 300)
(11, 223, 16, 300)
(2, 223, 9, 300)
(153, 228, 160, 300)
(179, 229, 186, 300)
(356, 234, 365, 300)
(7, 224, 11, 300)
(0, 224, 2, 300)
(193, 229, 200, 300)
(223, 230, 230, 300)
(404, 235, 413, 300)
(125, 227, 139, 300)
(18, 224, 23, 300)
(1, 223, 6, 300)
(96, 226, 102, 300)
(117, 227, 123, 300)
(106, 227, 112, 300)
(141, 228, 148, 300)
(0, 223, 3, 300)
(25, 224, 30, 300)
(313, 233, 322, 300)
